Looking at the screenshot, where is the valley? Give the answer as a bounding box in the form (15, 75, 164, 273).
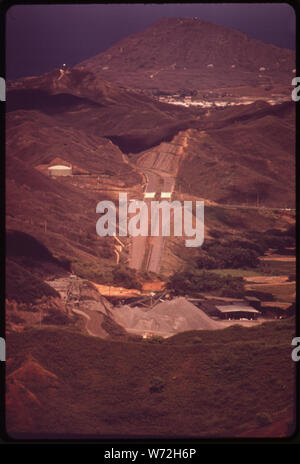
(5, 15, 296, 439)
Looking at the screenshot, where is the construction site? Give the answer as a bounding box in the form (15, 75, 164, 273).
(43, 271, 295, 340)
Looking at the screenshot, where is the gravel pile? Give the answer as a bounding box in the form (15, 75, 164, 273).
(112, 297, 226, 337)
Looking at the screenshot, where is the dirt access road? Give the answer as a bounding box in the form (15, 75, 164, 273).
(129, 132, 188, 273)
(46, 276, 112, 338)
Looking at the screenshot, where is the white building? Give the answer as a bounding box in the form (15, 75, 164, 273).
(48, 165, 72, 177)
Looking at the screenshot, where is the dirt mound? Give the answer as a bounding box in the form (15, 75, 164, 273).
(6, 357, 59, 435)
(6, 379, 42, 434)
(112, 297, 225, 336)
(7, 357, 59, 389)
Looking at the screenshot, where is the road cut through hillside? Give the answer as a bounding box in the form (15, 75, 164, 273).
(129, 132, 190, 273)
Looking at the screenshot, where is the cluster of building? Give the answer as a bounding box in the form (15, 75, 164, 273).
(193, 296, 294, 320)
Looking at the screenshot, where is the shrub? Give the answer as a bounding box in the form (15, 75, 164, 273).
(249, 228, 295, 254)
(199, 239, 261, 269)
(146, 335, 164, 344)
(42, 309, 71, 326)
(219, 278, 245, 298)
(73, 262, 103, 281)
(256, 412, 272, 427)
(167, 269, 244, 298)
(112, 265, 142, 290)
(196, 253, 219, 269)
(10, 313, 26, 324)
(149, 376, 165, 393)
(207, 245, 259, 269)
(230, 239, 264, 255)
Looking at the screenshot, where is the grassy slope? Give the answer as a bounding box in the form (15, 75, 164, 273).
(6, 259, 59, 304)
(248, 283, 296, 303)
(6, 318, 295, 438)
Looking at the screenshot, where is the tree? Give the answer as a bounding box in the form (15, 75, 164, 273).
(112, 265, 142, 290)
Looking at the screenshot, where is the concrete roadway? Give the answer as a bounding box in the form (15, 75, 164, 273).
(129, 135, 187, 273)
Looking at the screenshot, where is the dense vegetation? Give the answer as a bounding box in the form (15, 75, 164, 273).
(197, 243, 259, 269)
(112, 265, 142, 290)
(167, 269, 245, 298)
(196, 226, 295, 271)
(167, 225, 295, 298)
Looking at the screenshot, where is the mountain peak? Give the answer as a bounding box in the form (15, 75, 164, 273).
(76, 17, 294, 94)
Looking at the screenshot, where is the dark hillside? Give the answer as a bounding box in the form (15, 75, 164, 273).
(6, 319, 295, 438)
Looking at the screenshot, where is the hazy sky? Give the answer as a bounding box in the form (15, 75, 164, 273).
(6, 3, 296, 79)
